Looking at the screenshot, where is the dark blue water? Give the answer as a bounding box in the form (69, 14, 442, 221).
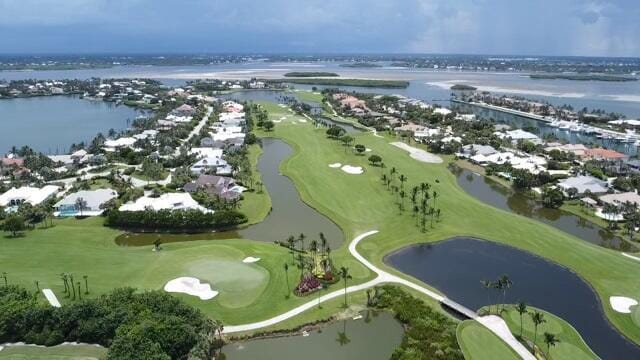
(386, 237, 640, 360)
(0, 95, 142, 153)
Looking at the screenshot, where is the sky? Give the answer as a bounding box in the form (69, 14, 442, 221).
(0, 0, 638, 57)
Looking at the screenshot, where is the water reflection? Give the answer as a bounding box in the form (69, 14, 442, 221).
(385, 237, 640, 360)
(451, 165, 635, 251)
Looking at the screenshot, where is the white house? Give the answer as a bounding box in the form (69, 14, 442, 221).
(119, 193, 212, 213)
(0, 186, 59, 207)
(54, 189, 118, 217)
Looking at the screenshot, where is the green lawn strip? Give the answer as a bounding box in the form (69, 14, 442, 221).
(0, 344, 107, 360)
(241, 144, 272, 225)
(499, 306, 598, 359)
(290, 89, 324, 103)
(257, 115, 640, 345)
(456, 320, 519, 360)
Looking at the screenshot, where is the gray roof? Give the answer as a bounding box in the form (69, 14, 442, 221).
(557, 176, 608, 194)
(55, 189, 118, 210)
(461, 144, 497, 157)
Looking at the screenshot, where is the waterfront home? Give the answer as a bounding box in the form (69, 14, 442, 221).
(183, 174, 244, 201)
(0, 185, 59, 207)
(219, 112, 246, 122)
(222, 101, 244, 113)
(119, 193, 212, 213)
(495, 129, 542, 145)
(332, 93, 369, 110)
(581, 148, 629, 162)
(54, 188, 118, 217)
(165, 114, 192, 123)
(103, 137, 137, 151)
(172, 104, 195, 117)
(599, 192, 640, 209)
(557, 175, 608, 196)
(0, 156, 26, 175)
(433, 107, 452, 116)
(211, 131, 245, 142)
(457, 144, 498, 158)
(544, 143, 589, 158)
(133, 129, 158, 140)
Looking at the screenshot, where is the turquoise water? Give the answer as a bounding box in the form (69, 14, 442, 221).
(0, 95, 142, 153)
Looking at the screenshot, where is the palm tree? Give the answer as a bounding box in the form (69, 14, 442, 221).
(75, 197, 88, 217)
(530, 311, 546, 346)
(481, 280, 493, 314)
(339, 266, 352, 308)
(319, 232, 327, 256)
(543, 332, 559, 356)
(398, 174, 407, 192)
(399, 190, 406, 211)
(390, 167, 397, 183)
(309, 240, 318, 273)
(60, 273, 69, 295)
(516, 301, 527, 337)
(298, 233, 306, 252)
(498, 275, 513, 313)
(34, 280, 40, 292)
(283, 263, 290, 298)
(1, 272, 6, 287)
(286, 235, 296, 263)
(69, 274, 76, 300)
(83, 275, 89, 295)
(432, 191, 439, 209)
(77, 282, 82, 300)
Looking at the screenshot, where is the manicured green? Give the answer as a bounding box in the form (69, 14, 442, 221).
(291, 89, 324, 103)
(500, 306, 598, 359)
(0, 344, 107, 360)
(241, 144, 272, 225)
(456, 320, 519, 360)
(254, 108, 640, 346)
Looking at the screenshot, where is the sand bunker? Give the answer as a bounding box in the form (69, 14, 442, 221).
(164, 277, 218, 300)
(390, 142, 443, 164)
(42, 289, 61, 307)
(243, 256, 261, 263)
(341, 165, 364, 174)
(610, 296, 638, 313)
(328, 163, 342, 168)
(298, 119, 307, 123)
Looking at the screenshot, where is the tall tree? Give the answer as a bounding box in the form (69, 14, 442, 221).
(339, 266, 352, 307)
(543, 332, 560, 356)
(283, 263, 290, 298)
(530, 311, 546, 346)
(516, 301, 528, 337)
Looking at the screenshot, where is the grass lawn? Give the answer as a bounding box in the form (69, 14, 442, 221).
(253, 110, 640, 346)
(0, 344, 106, 360)
(290, 89, 324, 103)
(500, 306, 598, 359)
(456, 320, 519, 360)
(240, 144, 271, 225)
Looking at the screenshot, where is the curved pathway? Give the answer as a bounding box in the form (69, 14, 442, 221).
(223, 230, 534, 360)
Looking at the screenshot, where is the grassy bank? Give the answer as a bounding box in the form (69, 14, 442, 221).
(275, 78, 410, 88)
(457, 320, 519, 360)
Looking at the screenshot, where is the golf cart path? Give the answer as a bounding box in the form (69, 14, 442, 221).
(223, 230, 534, 360)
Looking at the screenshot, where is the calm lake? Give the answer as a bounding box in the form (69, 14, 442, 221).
(385, 237, 640, 360)
(222, 312, 403, 360)
(0, 95, 142, 153)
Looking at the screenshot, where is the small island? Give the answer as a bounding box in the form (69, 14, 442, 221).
(450, 84, 477, 91)
(340, 62, 383, 68)
(276, 78, 410, 88)
(284, 72, 339, 77)
(530, 73, 638, 82)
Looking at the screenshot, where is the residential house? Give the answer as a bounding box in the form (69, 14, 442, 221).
(119, 193, 212, 213)
(557, 176, 608, 196)
(54, 189, 118, 217)
(183, 174, 244, 201)
(0, 185, 59, 207)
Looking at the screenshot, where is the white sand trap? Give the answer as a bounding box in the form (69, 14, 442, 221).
(42, 289, 61, 307)
(610, 296, 638, 313)
(279, 116, 287, 120)
(341, 165, 364, 174)
(328, 163, 342, 168)
(366, 148, 372, 152)
(298, 119, 307, 123)
(164, 277, 218, 300)
(390, 142, 443, 164)
(243, 256, 261, 263)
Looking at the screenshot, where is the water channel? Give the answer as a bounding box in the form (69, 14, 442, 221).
(386, 237, 640, 360)
(451, 166, 637, 252)
(222, 311, 403, 360)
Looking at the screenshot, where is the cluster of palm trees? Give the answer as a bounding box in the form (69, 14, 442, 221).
(283, 233, 333, 296)
(380, 167, 441, 232)
(515, 302, 560, 357)
(60, 273, 90, 301)
(480, 274, 513, 315)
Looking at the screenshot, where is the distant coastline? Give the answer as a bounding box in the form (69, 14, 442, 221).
(530, 73, 638, 82)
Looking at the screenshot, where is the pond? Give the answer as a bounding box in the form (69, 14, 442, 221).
(451, 166, 637, 252)
(116, 138, 344, 248)
(222, 311, 403, 360)
(385, 237, 640, 360)
(0, 95, 143, 153)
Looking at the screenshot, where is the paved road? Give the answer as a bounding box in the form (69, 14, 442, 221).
(223, 230, 534, 360)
